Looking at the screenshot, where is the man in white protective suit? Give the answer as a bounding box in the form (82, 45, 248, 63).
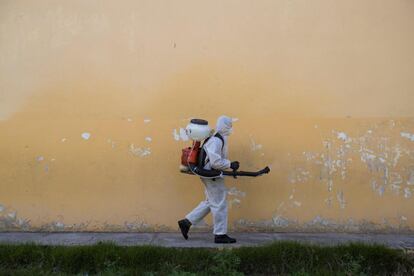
(178, 115, 240, 243)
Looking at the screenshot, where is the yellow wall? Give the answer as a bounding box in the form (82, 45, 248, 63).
(1, 0, 414, 232)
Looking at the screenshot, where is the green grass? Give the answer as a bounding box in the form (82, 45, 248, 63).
(0, 241, 412, 275)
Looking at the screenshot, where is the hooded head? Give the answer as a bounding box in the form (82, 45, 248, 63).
(216, 115, 233, 136)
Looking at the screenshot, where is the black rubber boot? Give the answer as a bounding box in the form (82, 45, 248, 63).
(178, 218, 192, 240)
(214, 234, 237, 244)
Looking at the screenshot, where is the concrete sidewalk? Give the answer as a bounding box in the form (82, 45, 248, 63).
(0, 232, 413, 249)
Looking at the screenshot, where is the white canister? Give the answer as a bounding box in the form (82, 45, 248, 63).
(185, 119, 212, 141)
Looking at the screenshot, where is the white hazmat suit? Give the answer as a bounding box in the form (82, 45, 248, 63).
(185, 116, 233, 235)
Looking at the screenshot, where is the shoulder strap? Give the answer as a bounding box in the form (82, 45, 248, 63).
(214, 133, 225, 150)
(198, 133, 225, 168)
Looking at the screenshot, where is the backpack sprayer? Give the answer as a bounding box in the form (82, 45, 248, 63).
(179, 119, 270, 178)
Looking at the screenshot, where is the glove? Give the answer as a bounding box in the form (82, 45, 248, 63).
(230, 161, 240, 171)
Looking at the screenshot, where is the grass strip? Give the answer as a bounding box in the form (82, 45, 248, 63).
(0, 241, 412, 275)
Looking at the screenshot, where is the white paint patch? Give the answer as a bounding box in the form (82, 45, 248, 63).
(229, 198, 241, 208)
(303, 151, 318, 161)
(334, 130, 353, 145)
(228, 195, 244, 208)
(293, 201, 302, 207)
(360, 151, 376, 163)
(319, 140, 340, 192)
(407, 170, 414, 185)
(404, 188, 412, 198)
(129, 144, 151, 157)
(391, 184, 401, 195)
(272, 216, 290, 227)
(15, 218, 27, 227)
(232, 118, 239, 122)
(250, 136, 263, 151)
(336, 191, 346, 209)
(337, 131, 349, 142)
(81, 132, 91, 140)
(7, 212, 16, 219)
(145, 137, 152, 142)
(126, 118, 133, 122)
(401, 216, 408, 221)
(328, 179, 333, 192)
(55, 222, 65, 228)
(401, 132, 414, 142)
(371, 179, 385, 196)
(309, 216, 331, 227)
(144, 118, 151, 123)
(290, 188, 296, 198)
(228, 187, 246, 197)
(36, 156, 44, 162)
(288, 168, 310, 184)
(61, 138, 67, 142)
(392, 146, 402, 167)
(17, 218, 26, 226)
(390, 172, 403, 185)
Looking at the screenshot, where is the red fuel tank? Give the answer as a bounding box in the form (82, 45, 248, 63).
(181, 141, 201, 166)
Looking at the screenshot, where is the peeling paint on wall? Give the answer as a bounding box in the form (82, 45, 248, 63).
(81, 132, 91, 140)
(235, 215, 412, 233)
(229, 198, 241, 208)
(336, 131, 351, 143)
(129, 144, 151, 157)
(249, 136, 263, 151)
(288, 167, 310, 184)
(0, 205, 31, 231)
(336, 191, 346, 209)
(227, 187, 246, 198)
(407, 170, 414, 185)
(228, 187, 246, 208)
(401, 132, 414, 142)
(280, 121, 414, 227)
(404, 188, 412, 199)
(371, 179, 385, 196)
